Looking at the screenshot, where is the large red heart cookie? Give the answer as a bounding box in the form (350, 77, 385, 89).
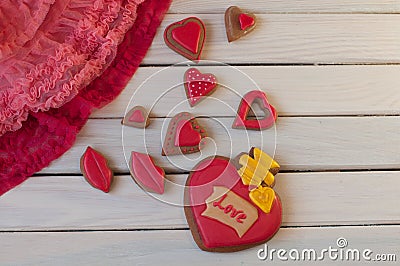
(225, 6, 257, 42)
(184, 156, 282, 252)
(233, 90, 277, 131)
(164, 17, 206, 61)
(184, 68, 218, 107)
(162, 112, 207, 156)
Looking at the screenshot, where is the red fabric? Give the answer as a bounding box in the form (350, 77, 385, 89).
(0, 0, 171, 196)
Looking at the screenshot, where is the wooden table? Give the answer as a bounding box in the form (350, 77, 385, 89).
(1, 1, 399, 265)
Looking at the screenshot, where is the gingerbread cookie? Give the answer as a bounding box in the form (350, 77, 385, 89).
(122, 106, 150, 128)
(129, 151, 165, 194)
(225, 6, 257, 42)
(164, 17, 206, 61)
(232, 90, 277, 131)
(80, 146, 113, 193)
(162, 112, 207, 156)
(184, 68, 218, 107)
(184, 155, 282, 252)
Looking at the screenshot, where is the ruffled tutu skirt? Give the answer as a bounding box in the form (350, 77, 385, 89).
(0, 0, 171, 195)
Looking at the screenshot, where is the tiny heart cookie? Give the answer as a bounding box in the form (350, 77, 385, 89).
(184, 68, 218, 107)
(122, 106, 150, 128)
(233, 90, 277, 131)
(225, 6, 257, 42)
(184, 156, 282, 252)
(130, 151, 165, 194)
(164, 17, 206, 61)
(162, 112, 207, 156)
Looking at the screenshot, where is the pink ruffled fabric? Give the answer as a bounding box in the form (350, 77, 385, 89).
(0, 0, 171, 195)
(0, 0, 148, 135)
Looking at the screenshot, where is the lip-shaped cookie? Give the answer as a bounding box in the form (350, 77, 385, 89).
(184, 68, 218, 107)
(162, 112, 207, 156)
(80, 146, 113, 193)
(129, 151, 165, 194)
(232, 90, 277, 131)
(225, 6, 257, 42)
(164, 17, 206, 61)
(184, 156, 282, 252)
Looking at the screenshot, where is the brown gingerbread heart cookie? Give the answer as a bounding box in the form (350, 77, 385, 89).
(162, 112, 207, 156)
(225, 6, 257, 42)
(122, 106, 150, 128)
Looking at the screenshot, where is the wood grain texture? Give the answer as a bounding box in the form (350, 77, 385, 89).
(39, 117, 400, 174)
(1, 171, 399, 231)
(170, 0, 400, 14)
(143, 14, 400, 64)
(1, 227, 399, 265)
(93, 65, 400, 118)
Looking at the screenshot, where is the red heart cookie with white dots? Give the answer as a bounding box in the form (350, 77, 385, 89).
(184, 156, 282, 252)
(164, 17, 206, 61)
(184, 68, 218, 107)
(162, 112, 207, 156)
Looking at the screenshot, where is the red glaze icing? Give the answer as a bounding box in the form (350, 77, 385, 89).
(233, 90, 277, 130)
(184, 68, 217, 106)
(171, 22, 201, 54)
(186, 157, 282, 250)
(128, 109, 145, 123)
(164, 17, 205, 61)
(239, 13, 255, 31)
(131, 151, 165, 194)
(175, 119, 201, 147)
(81, 147, 113, 193)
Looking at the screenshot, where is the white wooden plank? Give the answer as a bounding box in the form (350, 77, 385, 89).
(1, 227, 399, 265)
(92, 65, 400, 118)
(143, 14, 400, 64)
(169, 0, 400, 14)
(1, 171, 399, 231)
(39, 117, 400, 174)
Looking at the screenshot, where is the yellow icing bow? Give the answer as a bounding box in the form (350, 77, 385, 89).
(237, 148, 280, 213)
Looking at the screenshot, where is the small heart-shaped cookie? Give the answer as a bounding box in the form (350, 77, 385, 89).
(122, 106, 150, 128)
(232, 90, 277, 131)
(184, 68, 218, 107)
(164, 17, 206, 61)
(162, 112, 207, 156)
(225, 6, 257, 42)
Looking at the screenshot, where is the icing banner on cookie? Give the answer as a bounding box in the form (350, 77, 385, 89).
(201, 186, 258, 238)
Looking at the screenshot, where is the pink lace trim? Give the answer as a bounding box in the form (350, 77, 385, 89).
(0, 0, 171, 196)
(0, 0, 145, 136)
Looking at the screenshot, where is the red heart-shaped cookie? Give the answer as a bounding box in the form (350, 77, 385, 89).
(164, 17, 206, 61)
(184, 156, 282, 252)
(233, 90, 277, 131)
(225, 6, 257, 42)
(184, 68, 218, 107)
(162, 112, 207, 156)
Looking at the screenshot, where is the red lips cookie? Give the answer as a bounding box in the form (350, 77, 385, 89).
(184, 156, 282, 252)
(80, 147, 113, 193)
(162, 112, 207, 156)
(184, 68, 218, 107)
(233, 90, 277, 131)
(164, 17, 206, 61)
(225, 6, 257, 42)
(130, 151, 165, 194)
